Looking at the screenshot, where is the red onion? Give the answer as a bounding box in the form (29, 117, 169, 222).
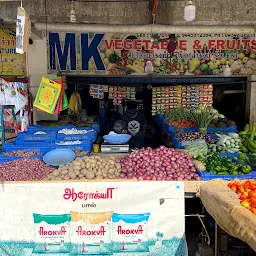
(119, 146, 200, 181)
(0, 158, 55, 181)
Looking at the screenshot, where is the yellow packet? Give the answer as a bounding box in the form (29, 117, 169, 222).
(70, 211, 113, 224)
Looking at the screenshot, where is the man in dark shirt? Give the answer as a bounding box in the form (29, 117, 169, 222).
(123, 101, 146, 149)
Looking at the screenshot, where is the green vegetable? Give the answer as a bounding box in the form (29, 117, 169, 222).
(244, 124, 250, 132)
(190, 106, 216, 130)
(238, 153, 247, 161)
(241, 165, 252, 174)
(196, 155, 205, 161)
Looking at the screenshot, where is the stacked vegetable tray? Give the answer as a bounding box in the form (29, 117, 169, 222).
(0, 124, 99, 164)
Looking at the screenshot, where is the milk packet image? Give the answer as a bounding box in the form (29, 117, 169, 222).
(111, 212, 151, 253)
(33, 213, 71, 253)
(70, 211, 113, 255)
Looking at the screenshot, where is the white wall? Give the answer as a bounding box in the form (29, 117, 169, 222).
(27, 38, 58, 123)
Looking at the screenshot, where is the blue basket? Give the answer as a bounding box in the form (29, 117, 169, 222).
(57, 129, 97, 142)
(91, 124, 100, 133)
(197, 169, 256, 181)
(4, 142, 53, 153)
(52, 142, 93, 151)
(207, 126, 237, 134)
(155, 114, 164, 124)
(103, 134, 132, 144)
(16, 131, 56, 142)
(27, 125, 76, 134)
(43, 149, 76, 167)
(220, 152, 239, 159)
(171, 137, 184, 149)
(161, 118, 169, 128)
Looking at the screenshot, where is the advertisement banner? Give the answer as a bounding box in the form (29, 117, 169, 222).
(0, 28, 26, 76)
(0, 181, 186, 256)
(48, 32, 256, 76)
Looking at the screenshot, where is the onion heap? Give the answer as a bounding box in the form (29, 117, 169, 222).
(119, 146, 201, 181)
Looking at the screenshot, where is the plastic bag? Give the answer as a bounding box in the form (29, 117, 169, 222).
(183, 139, 208, 158)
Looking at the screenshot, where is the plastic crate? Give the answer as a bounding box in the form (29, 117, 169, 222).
(91, 124, 100, 133)
(27, 125, 76, 134)
(16, 131, 56, 142)
(207, 126, 237, 134)
(57, 129, 97, 142)
(197, 169, 256, 181)
(220, 152, 239, 159)
(4, 142, 53, 153)
(51, 142, 93, 152)
(14, 140, 54, 145)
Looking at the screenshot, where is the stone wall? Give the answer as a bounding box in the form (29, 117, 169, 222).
(1, 0, 256, 26)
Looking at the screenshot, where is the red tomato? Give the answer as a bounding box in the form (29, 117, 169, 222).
(240, 195, 247, 201)
(231, 186, 237, 193)
(250, 207, 256, 215)
(249, 191, 256, 198)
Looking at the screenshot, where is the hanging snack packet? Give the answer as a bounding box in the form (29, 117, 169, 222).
(33, 213, 71, 253)
(111, 212, 151, 253)
(70, 210, 113, 255)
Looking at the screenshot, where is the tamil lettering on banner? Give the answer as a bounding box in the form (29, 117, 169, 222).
(0, 28, 26, 76)
(0, 181, 186, 255)
(47, 32, 256, 76)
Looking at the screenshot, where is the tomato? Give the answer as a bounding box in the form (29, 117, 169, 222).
(231, 186, 237, 193)
(250, 184, 256, 190)
(249, 191, 256, 198)
(228, 182, 233, 188)
(241, 201, 250, 209)
(238, 185, 245, 193)
(250, 207, 256, 215)
(240, 195, 247, 201)
(237, 192, 242, 197)
(243, 192, 249, 197)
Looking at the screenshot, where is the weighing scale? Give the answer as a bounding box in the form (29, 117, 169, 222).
(101, 143, 129, 153)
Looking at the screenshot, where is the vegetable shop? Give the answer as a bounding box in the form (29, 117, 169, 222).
(1, 30, 256, 256)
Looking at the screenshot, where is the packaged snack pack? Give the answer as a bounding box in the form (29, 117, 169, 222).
(70, 211, 113, 255)
(33, 213, 71, 253)
(111, 212, 151, 253)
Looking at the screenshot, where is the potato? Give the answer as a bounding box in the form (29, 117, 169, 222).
(74, 166, 81, 171)
(86, 163, 91, 169)
(109, 160, 115, 166)
(79, 173, 84, 178)
(73, 161, 81, 166)
(108, 175, 114, 179)
(61, 169, 68, 175)
(85, 171, 95, 179)
(102, 173, 107, 178)
(108, 169, 114, 174)
(115, 163, 121, 170)
(96, 171, 102, 176)
(105, 165, 109, 170)
(115, 171, 121, 177)
(52, 169, 60, 177)
(81, 163, 86, 168)
(63, 175, 70, 180)
(68, 167, 74, 172)
(95, 175, 103, 179)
